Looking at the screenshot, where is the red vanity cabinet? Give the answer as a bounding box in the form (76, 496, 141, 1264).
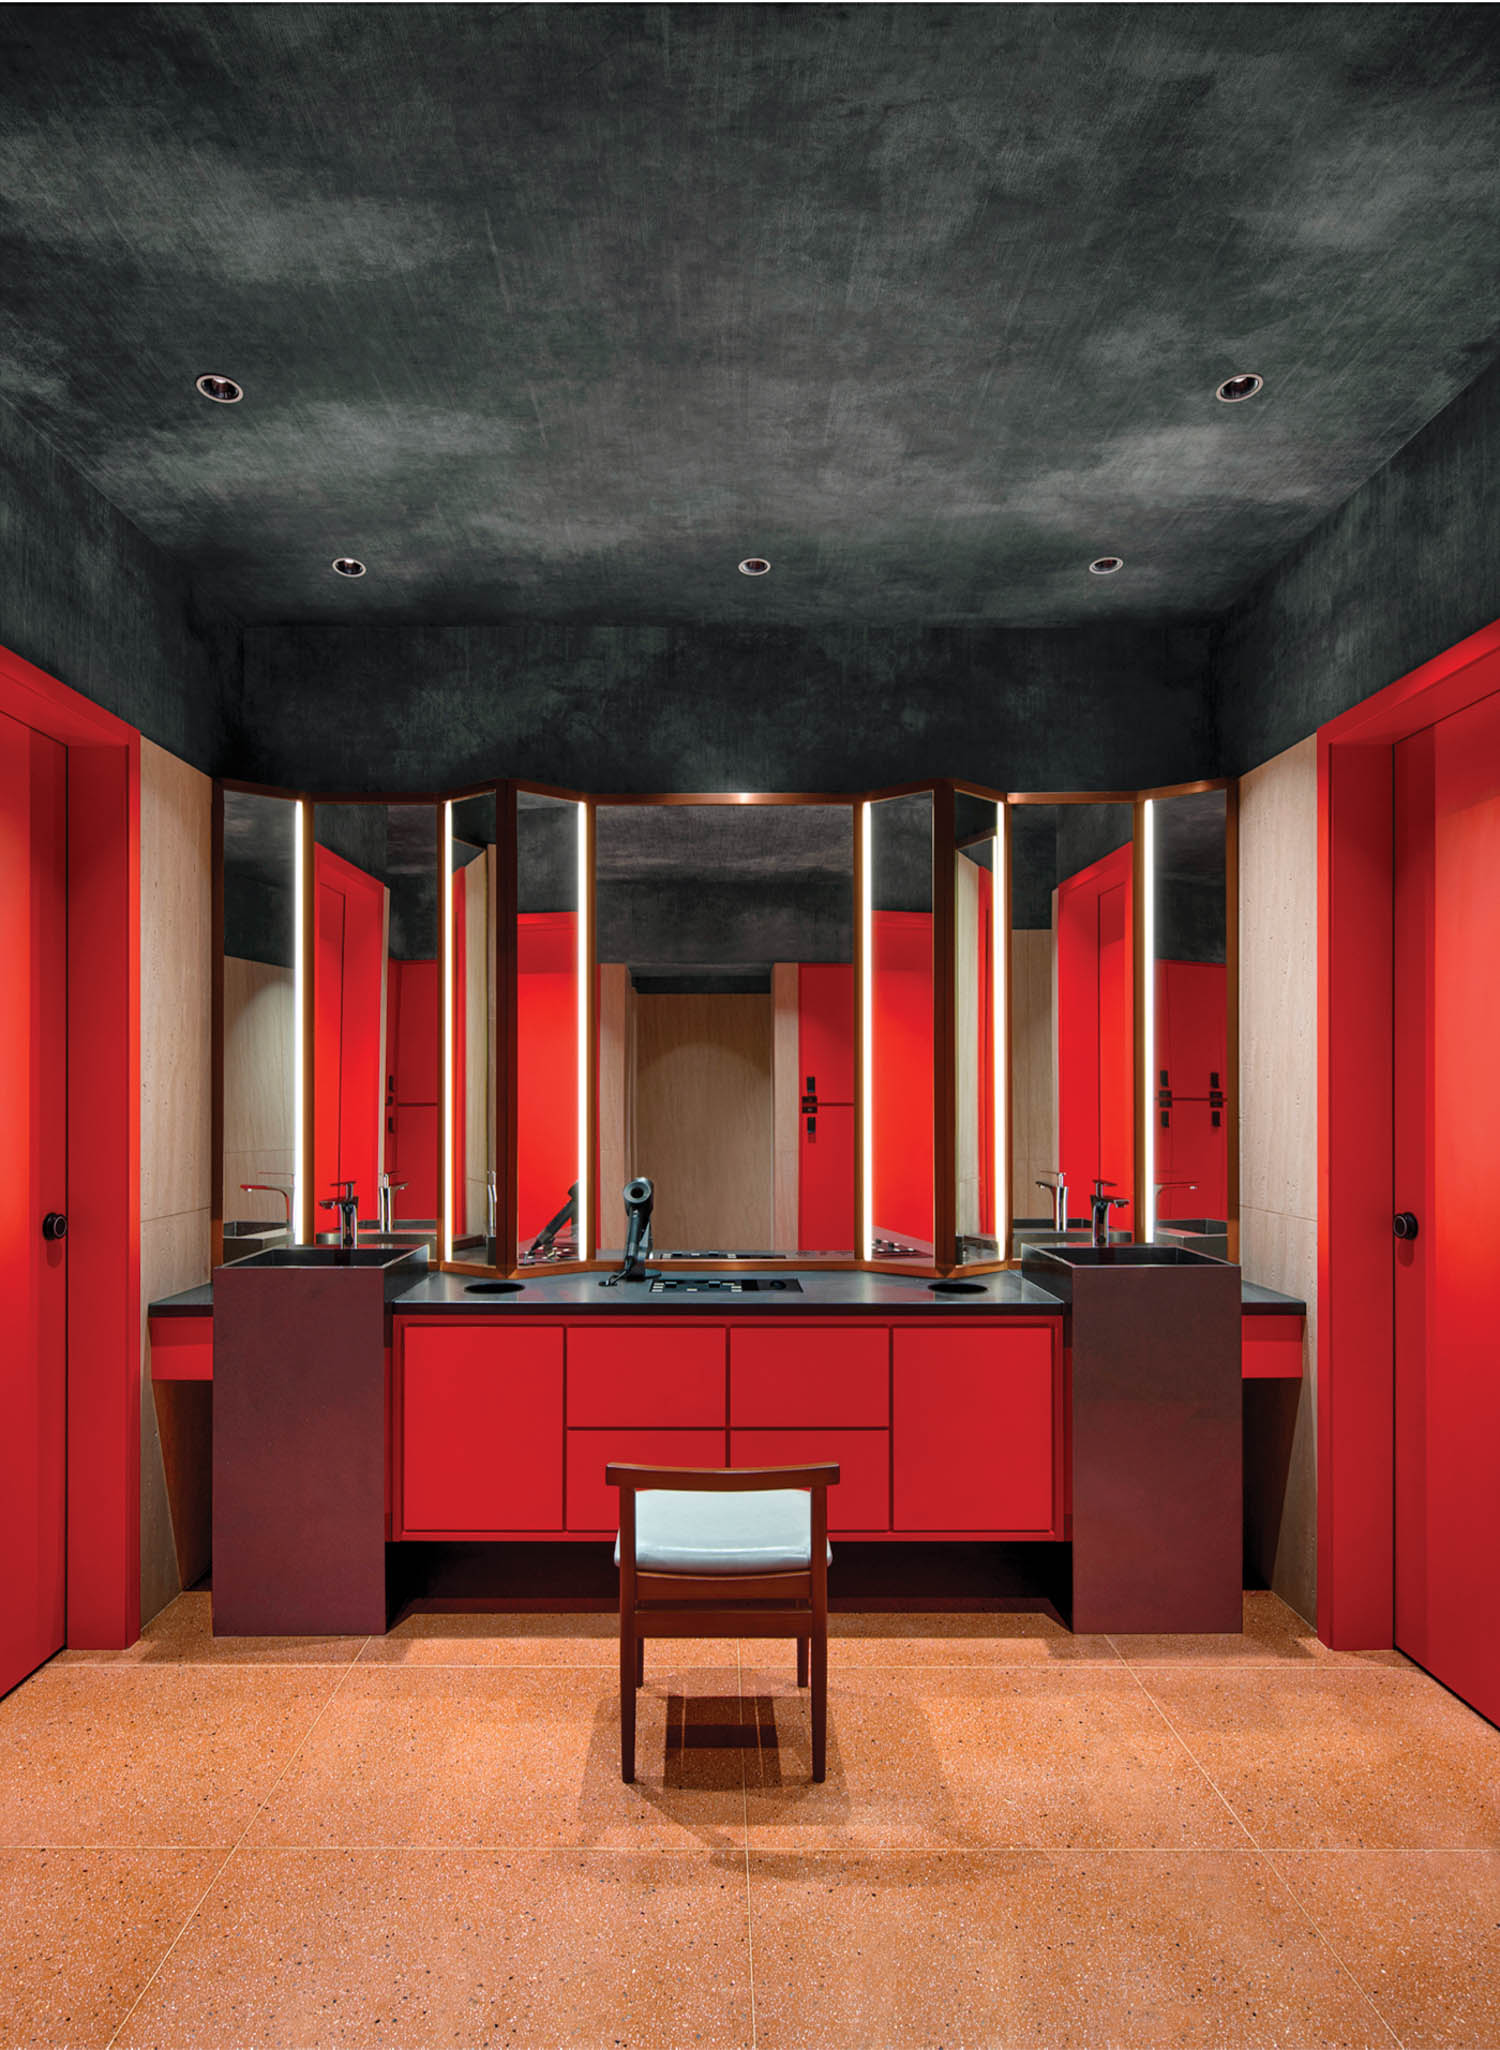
(567, 1325, 726, 1424)
(893, 1323, 1061, 1535)
(729, 1325, 889, 1425)
(398, 1321, 563, 1535)
(566, 1429, 727, 1531)
(392, 1310, 1068, 1542)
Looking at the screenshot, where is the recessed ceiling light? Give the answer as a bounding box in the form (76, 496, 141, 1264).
(1216, 372, 1263, 403)
(196, 372, 243, 403)
(1089, 556, 1124, 575)
(738, 557, 771, 576)
(331, 556, 366, 578)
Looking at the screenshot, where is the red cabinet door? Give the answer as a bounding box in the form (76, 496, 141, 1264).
(893, 1326, 1057, 1533)
(566, 1325, 725, 1426)
(730, 1429, 890, 1532)
(729, 1326, 888, 1425)
(566, 1429, 726, 1532)
(400, 1324, 563, 1533)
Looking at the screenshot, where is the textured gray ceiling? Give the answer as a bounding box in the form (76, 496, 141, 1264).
(2, 4, 1498, 627)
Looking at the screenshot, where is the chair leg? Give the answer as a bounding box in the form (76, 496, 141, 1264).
(810, 1624, 827, 1782)
(620, 1621, 637, 1783)
(636, 1636, 645, 1688)
(796, 1634, 808, 1688)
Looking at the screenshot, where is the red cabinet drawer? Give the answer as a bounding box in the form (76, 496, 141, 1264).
(566, 1428, 726, 1532)
(729, 1325, 888, 1426)
(566, 1325, 726, 1426)
(400, 1324, 563, 1534)
(730, 1429, 890, 1532)
(149, 1315, 214, 1381)
(893, 1325, 1057, 1533)
(1241, 1314, 1304, 1378)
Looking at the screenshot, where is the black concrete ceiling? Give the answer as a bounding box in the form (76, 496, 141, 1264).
(2, 4, 1498, 627)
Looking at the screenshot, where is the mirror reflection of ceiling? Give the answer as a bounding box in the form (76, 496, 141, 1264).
(2, 7, 1497, 627)
(594, 804, 854, 979)
(1012, 803, 1136, 928)
(314, 802, 438, 959)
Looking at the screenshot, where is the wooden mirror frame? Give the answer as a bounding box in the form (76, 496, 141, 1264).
(212, 775, 1239, 1279)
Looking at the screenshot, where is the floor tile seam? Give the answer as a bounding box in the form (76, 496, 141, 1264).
(1256, 1846, 1409, 2050)
(101, 1647, 369, 2050)
(740, 1843, 1292, 1866)
(29, 1658, 363, 1678)
(145, 1841, 757, 1857)
(1115, 1658, 1264, 1850)
(1122, 1656, 1450, 1689)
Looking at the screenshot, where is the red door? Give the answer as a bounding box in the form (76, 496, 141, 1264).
(0, 710, 67, 1695)
(798, 963, 855, 1251)
(1394, 689, 1500, 1723)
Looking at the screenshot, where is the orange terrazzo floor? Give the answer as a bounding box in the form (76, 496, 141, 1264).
(1, 1593, 1497, 2049)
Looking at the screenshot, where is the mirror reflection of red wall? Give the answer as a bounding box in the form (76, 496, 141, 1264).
(871, 909, 935, 1253)
(313, 844, 386, 1218)
(516, 910, 579, 1250)
(1056, 842, 1135, 1232)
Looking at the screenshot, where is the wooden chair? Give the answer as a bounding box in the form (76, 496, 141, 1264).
(608, 1461, 838, 1784)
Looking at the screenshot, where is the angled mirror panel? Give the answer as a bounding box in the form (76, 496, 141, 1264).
(1009, 800, 1136, 1255)
(595, 801, 856, 1261)
(515, 791, 586, 1268)
(311, 801, 440, 1255)
(866, 789, 935, 1262)
(447, 789, 499, 1264)
(220, 789, 301, 1251)
(1143, 788, 1231, 1251)
(953, 792, 1007, 1267)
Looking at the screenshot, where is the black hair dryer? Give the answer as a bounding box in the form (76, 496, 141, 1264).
(601, 1177, 655, 1286)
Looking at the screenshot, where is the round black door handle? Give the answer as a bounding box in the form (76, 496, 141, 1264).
(1393, 1211, 1420, 1241)
(41, 1212, 68, 1242)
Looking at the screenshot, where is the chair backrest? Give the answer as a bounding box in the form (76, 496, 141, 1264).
(607, 1461, 839, 1595)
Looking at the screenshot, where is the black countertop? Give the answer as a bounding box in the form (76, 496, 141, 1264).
(149, 1268, 1306, 1318)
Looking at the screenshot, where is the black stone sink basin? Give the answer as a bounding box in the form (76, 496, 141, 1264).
(1028, 1244, 1229, 1269)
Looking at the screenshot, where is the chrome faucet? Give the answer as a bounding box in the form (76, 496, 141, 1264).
(376, 1173, 407, 1235)
(485, 1169, 497, 1242)
(1089, 1178, 1128, 1248)
(319, 1180, 360, 1249)
(1035, 1171, 1069, 1231)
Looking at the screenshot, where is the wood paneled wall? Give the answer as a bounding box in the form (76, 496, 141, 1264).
(632, 992, 773, 1250)
(222, 957, 295, 1222)
(1238, 734, 1318, 1623)
(140, 739, 214, 1622)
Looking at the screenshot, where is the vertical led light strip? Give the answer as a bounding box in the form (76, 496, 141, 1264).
(860, 800, 874, 1261)
(994, 800, 1009, 1256)
(292, 799, 306, 1245)
(441, 799, 455, 1263)
(1140, 796, 1157, 1243)
(575, 801, 590, 1259)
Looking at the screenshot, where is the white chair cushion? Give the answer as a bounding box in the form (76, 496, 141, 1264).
(614, 1488, 833, 1576)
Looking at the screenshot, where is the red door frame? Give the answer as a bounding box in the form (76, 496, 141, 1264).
(1318, 618, 1500, 1649)
(0, 644, 141, 1651)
